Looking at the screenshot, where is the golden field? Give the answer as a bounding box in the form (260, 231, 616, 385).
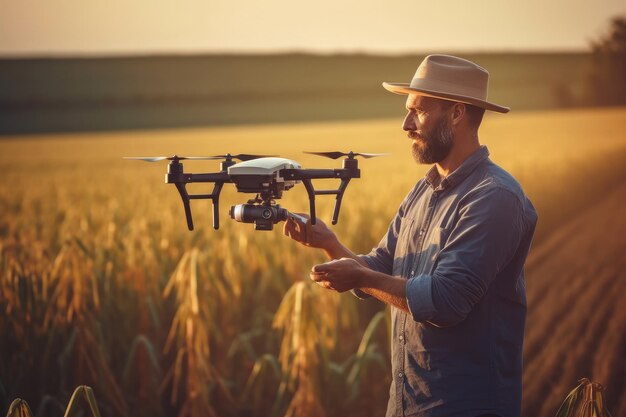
(1, 107, 625, 417)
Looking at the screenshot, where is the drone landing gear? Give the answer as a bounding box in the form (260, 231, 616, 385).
(168, 160, 230, 231)
(301, 178, 351, 225)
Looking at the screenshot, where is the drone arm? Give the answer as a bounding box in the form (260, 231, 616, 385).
(282, 168, 347, 180)
(167, 171, 231, 183)
(174, 183, 194, 231)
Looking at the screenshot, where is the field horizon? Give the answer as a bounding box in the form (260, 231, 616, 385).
(0, 51, 593, 135)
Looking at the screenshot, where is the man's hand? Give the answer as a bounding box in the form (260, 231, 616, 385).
(309, 258, 369, 293)
(285, 216, 409, 312)
(283, 213, 337, 249)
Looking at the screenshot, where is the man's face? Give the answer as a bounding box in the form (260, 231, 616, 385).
(403, 95, 455, 164)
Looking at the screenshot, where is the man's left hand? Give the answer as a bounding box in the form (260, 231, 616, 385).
(310, 258, 368, 292)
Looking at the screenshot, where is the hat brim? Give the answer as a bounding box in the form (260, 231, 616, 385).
(382, 82, 510, 113)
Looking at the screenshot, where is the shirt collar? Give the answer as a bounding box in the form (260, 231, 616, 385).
(424, 146, 490, 190)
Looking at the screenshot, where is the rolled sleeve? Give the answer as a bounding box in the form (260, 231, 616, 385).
(406, 274, 437, 321)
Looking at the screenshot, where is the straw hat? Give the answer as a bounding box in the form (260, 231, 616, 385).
(382, 54, 510, 113)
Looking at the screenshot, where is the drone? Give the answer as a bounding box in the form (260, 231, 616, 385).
(124, 152, 386, 231)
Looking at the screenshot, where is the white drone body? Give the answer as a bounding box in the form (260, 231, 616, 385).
(227, 157, 302, 194)
(227, 157, 301, 174)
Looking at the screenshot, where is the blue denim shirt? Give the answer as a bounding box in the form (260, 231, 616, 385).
(357, 146, 537, 417)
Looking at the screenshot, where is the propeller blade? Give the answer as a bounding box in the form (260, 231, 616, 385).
(354, 153, 390, 159)
(123, 156, 224, 162)
(181, 156, 225, 160)
(304, 151, 389, 159)
(123, 154, 278, 162)
(212, 153, 277, 161)
(123, 156, 169, 162)
(303, 151, 346, 160)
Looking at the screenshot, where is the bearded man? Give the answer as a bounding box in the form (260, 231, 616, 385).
(284, 54, 538, 417)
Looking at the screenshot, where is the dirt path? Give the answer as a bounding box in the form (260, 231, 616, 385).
(522, 182, 626, 416)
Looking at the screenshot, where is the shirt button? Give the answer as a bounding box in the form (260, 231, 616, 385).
(419, 229, 424, 236)
(410, 270, 415, 275)
(398, 372, 404, 379)
(399, 334, 404, 342)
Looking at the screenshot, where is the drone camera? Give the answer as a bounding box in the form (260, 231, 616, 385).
(229, 204, 289, 231)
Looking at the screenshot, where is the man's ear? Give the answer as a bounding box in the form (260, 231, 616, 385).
(450, 103, 466, 127)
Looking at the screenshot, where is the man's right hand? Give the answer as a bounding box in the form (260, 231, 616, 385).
(283, 213, 336, 249)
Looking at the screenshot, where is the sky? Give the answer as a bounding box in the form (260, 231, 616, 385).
(1, 0, 624, 56)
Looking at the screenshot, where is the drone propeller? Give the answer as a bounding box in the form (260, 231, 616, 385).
(212, 153, 277, 161)
(123, 156, 222, 162)
(123, 154, 276, 163)
(304, 151, 389, 160)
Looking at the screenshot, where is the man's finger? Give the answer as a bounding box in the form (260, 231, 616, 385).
(283, 219, 291, 237)
(310, 271, 327, 282)
(287, 213, 311, 245)
(283, 218, 296, 238)
(312, 279, 333, 290)
(284, 218, 308, 244)
(311, 263, 332, 273)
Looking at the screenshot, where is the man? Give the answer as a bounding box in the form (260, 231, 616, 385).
(284, 55, 537, 417)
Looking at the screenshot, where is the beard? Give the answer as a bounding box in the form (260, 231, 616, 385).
(410, 115, 454, 164)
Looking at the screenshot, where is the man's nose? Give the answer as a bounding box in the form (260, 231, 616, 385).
(403, 112, 415, 131)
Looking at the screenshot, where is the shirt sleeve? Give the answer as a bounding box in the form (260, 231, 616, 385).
(406, 185, 528, 327)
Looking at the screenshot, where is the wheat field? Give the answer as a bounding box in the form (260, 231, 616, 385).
(1, 107, 625, 417)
